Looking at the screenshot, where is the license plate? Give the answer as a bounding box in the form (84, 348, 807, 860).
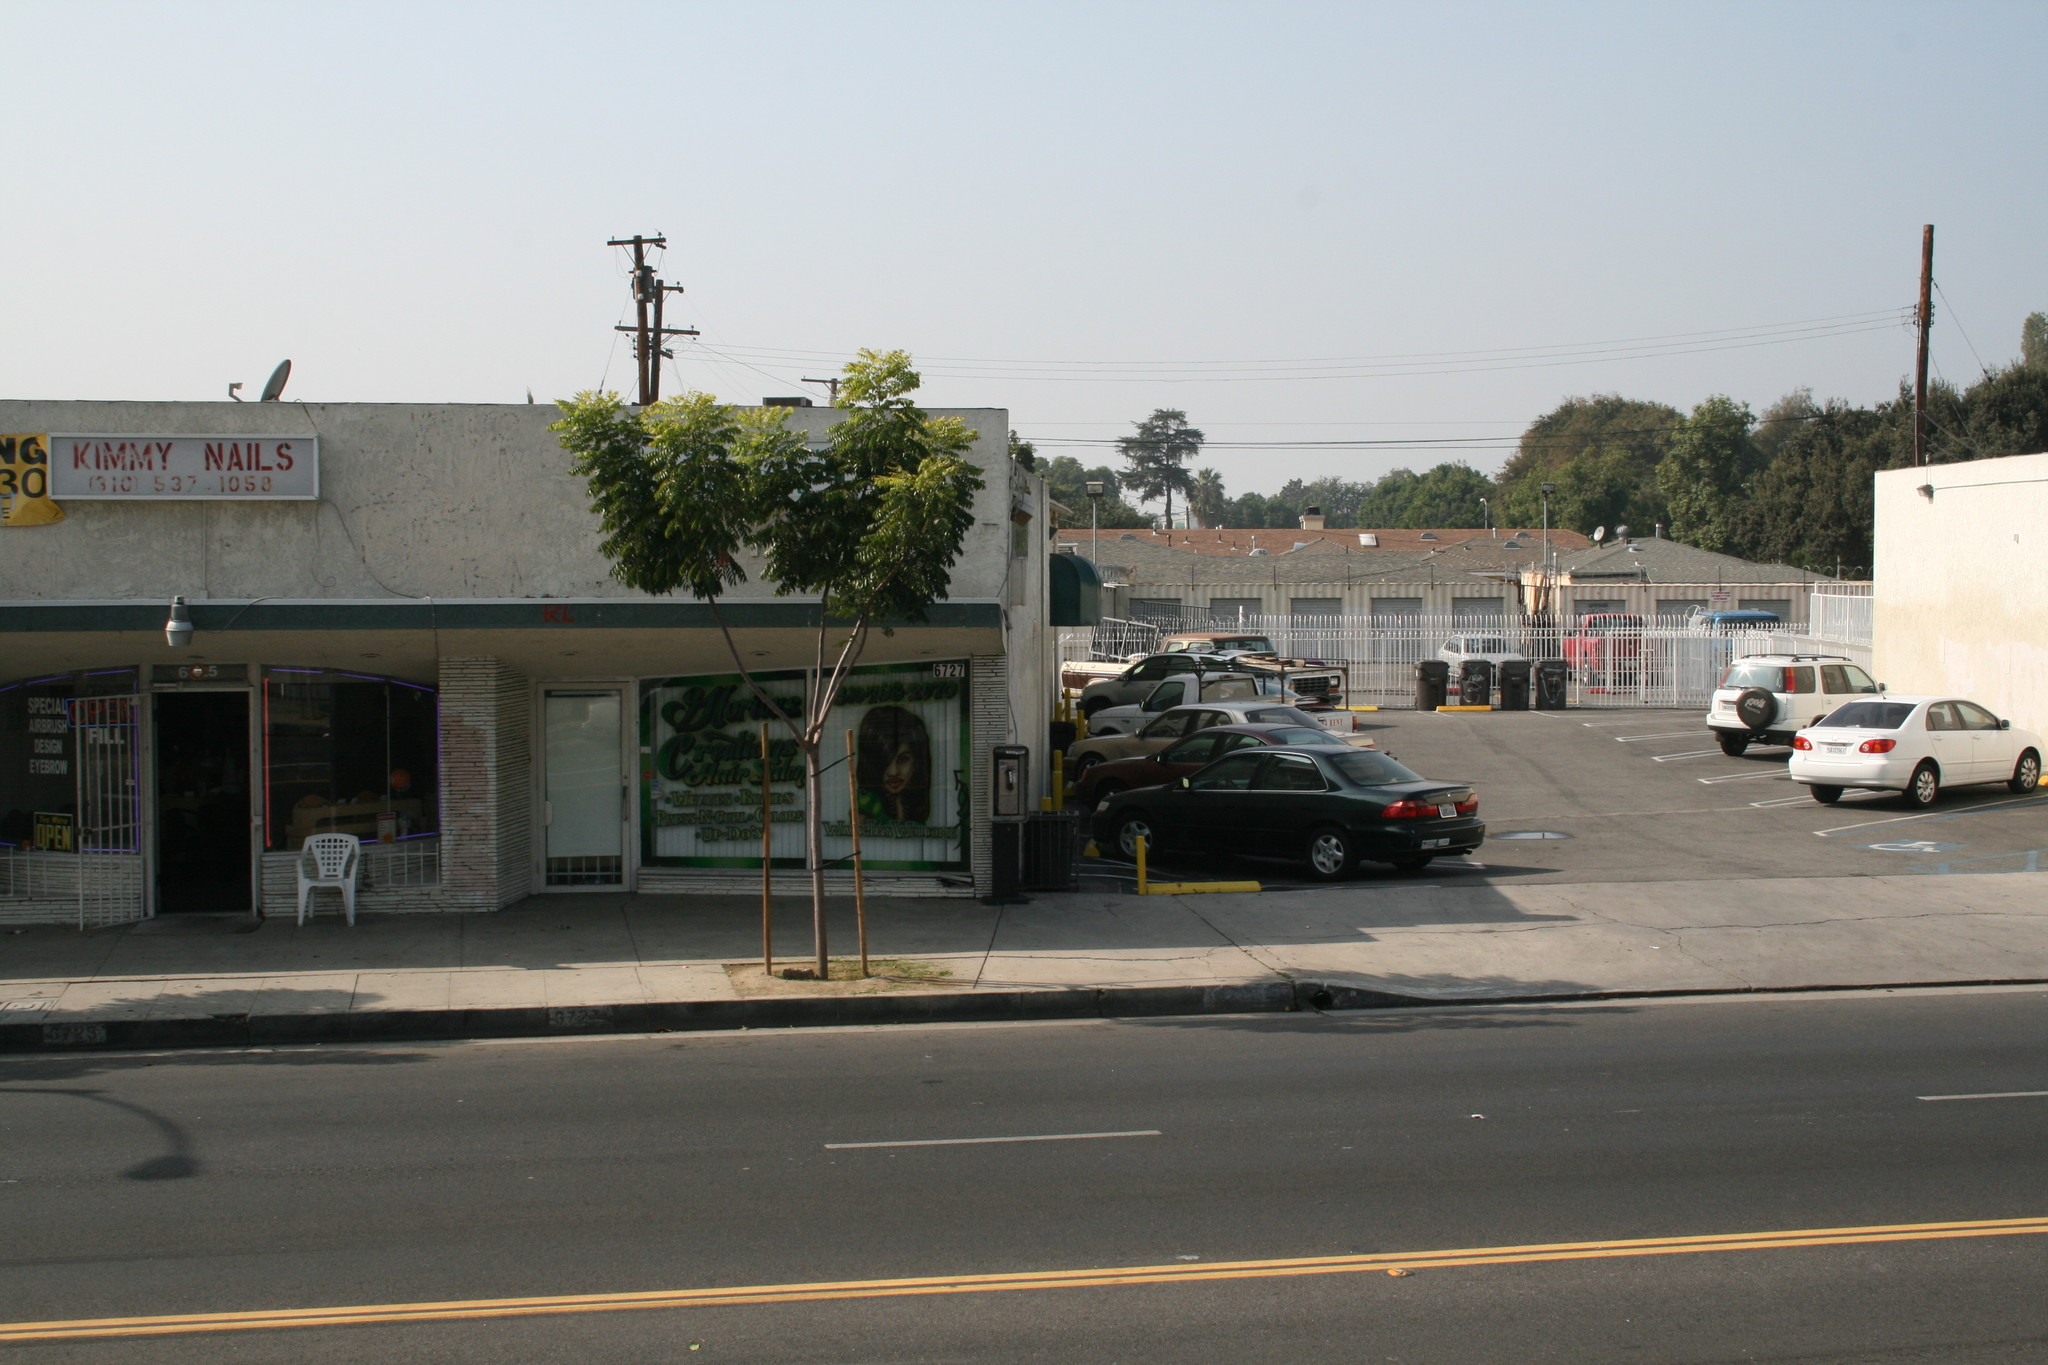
(1422, 838, 1450, 849)
(1823, 744, 1847, 754)
(1436, 803, 1457, 819)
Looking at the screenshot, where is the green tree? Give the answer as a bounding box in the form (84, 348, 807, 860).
(1188, 468, 1228, 528)
(1752, 387, 1820, 464)
(1041, 454, 1149, 528)
(1117, 409, 1203, 527)
(1657, 396, 1764, 554)
(1735, 399, 1898, 575)
(552, 350, 983, 975)
(2022, 312, 2048, 371)
(1495, 394, 1682, 534)
(1391, 463, 1492, 528)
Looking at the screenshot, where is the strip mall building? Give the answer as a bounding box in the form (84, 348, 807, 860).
(0, 400, 1068, 925)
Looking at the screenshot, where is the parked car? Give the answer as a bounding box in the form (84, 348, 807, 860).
(1072, 653, 1245, 716)
(1072, 722, 1351, 807)
(1090, 745, 1484, 880)
(1787, 696, 2043, 807)
(1083, 675, 1318, 738)
(1688, 608, 1782, 632)
(1067, 700, 1368, 775)
(1438, 635, 1526, 669)
(1155, 631, 1350, 708)
(1706, 654, 1883, 755)
(1160, 631, 1282, 656)
(1561, 613, 1648, 680)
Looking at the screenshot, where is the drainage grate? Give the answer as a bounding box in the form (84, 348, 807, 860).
(546, 856, 622, 886)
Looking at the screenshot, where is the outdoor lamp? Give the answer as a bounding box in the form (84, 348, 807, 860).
(165, 596, 193, 648)
(1084, 481, 1104, 498)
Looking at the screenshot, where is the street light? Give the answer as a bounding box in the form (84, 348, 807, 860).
(1084, 481, 1105, 565)
(1478, 496, 1491, 536)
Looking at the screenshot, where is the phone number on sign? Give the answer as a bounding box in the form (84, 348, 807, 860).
(79, 473, 282, 495)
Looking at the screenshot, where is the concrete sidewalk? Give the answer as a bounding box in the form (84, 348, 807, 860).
(4, 868, 2047, 1049)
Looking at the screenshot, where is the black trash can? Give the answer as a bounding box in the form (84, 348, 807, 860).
(1497, 659, 1531, 711)
(1413, 659, 1449, 710)
(1534, 658, 1569, 710)
(1458, 660, 1494, 708)
(1022, 812, 1082, 892)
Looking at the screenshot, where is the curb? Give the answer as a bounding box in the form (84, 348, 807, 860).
(7, 976, 2047, 1054)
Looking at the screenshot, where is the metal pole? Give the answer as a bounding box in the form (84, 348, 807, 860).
(1914, 224, 1934, 467)
(846, 728, 868, 978)
(760, 722, 773, 976)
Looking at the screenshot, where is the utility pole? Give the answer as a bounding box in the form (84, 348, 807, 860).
(801, 376, 842, 406)
(607, 234, 700, 406)
(1914, 224, 1934, 467)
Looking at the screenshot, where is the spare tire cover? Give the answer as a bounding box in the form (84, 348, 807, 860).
(1735, 687, 1778, 731)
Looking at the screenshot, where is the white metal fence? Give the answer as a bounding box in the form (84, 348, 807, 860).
(69, 696, 145, 929)
(1060, 613, 1873, 711)
(1808, 585, 1874, 646)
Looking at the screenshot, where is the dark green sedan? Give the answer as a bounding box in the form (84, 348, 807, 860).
(1089, 745, 1483, 880)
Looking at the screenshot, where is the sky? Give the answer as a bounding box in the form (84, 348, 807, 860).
(5, 1, 2045, 506)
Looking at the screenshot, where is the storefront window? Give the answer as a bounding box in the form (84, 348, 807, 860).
(0, 669, 137, 850)
(262, 668, 438, 851)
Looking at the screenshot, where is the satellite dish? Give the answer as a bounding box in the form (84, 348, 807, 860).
(1591, 525, 1607, 544)
(258, 359, 292, 402)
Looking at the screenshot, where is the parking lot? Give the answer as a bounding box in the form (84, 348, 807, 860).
(1089, 708, 2048, 890)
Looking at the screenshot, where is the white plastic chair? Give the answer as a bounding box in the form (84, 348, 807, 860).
(296, 834, 361, 926)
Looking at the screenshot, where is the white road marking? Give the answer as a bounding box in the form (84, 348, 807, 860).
(1813, 795, 2048, 837)
(826, 1130, 1162, 1149)
(1650, 749, 1720, 762)
(1918, 1090, 2048, 1102)
(1615, 731, 1706, 742)
(1698, 771, 1788, 784)
(1581, 718, 1691, 728)
(1750, 795, 1814, 808)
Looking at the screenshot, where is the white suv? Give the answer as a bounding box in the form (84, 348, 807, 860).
(1705, 654, 1885, 756)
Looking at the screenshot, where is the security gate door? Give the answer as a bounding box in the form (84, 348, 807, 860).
(542, 690, 625, 887)
(69, 696, 145, 928)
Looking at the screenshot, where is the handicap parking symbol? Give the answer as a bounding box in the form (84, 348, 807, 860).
(1862, 840, 1966, 854)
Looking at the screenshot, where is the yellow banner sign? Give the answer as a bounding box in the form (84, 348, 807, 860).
(0, 434, 64, 526)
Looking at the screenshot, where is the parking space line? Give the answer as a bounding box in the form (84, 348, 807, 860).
(1615, 731, 1705, 742)
(1581, 718, 1693, 728)
(1750, 795, 1813, 808)
(1813, 796, 2048, 838)
(1698, 771, 1788, 784)
(1650, 750, 1720, 762)
(826, 1130, 1162, 1149)
(1919, 1090, 2048, 1102)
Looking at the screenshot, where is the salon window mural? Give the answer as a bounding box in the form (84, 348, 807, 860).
(642, 660, 969, 872)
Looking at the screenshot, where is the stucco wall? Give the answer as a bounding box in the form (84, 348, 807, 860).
(1873, 452, 2048, 733)
(0, 400, 1013, 603)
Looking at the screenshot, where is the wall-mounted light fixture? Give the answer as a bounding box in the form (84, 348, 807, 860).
(1917, 484, 1935, 500)
(164, 596, 193, 648)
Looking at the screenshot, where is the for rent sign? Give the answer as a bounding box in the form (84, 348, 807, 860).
(47, 434, 319, 500)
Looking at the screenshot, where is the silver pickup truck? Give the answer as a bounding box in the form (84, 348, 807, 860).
(1075, 654, 1260, 717)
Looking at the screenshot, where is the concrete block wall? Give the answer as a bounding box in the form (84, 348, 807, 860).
(437, 657, 532, 910)
(969, 653, 1008, 897)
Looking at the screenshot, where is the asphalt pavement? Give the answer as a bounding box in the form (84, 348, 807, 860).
(7, 986, 2048, 1362)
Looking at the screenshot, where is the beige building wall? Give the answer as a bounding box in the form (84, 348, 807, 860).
(1873, 452, 2048, 733)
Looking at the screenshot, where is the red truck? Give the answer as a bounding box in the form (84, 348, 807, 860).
(1562, 613, 1648, 683)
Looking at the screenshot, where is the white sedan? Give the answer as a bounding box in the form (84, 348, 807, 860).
(1787, 695, 2043, 807)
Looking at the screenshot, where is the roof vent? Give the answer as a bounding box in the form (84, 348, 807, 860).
(1248, 548, 1270, 556)
(1358, 533, 1378, 547)
(1292, 541, 1309, 551)
(1300, 506, 1326, 531)
(1419, 531, 1439, 541)
(1119, 532, 1138, 541)
(762, 396, 814, 407)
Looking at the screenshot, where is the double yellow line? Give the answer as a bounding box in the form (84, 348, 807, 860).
(6, 1215, 2046, 1344)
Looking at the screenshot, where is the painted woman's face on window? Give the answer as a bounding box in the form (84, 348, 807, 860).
(883, 742, 918, 795)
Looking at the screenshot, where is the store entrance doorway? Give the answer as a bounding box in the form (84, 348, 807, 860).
(153, 692, 253, 913)
(542, 689, 625, 887)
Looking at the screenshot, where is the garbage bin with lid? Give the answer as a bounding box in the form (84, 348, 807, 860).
(1413, 659, 1449, 710)
(1534, 658, 1569, 710)
(1458, 660, 1494, 708)
(1496, 659, 1531, 711)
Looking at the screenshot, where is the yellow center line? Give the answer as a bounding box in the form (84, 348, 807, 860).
(5, 1215, 2046, 1344)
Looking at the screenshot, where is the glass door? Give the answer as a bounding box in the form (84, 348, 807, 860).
(542, 689, 625, 887)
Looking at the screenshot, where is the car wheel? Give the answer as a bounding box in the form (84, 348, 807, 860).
(1303, 827, 1355, 881)
(2010, 749, 2041, 794)
(1388, 855, 1433, 872)
(1112, 812, 1156, 863)
(1718, 733, 1750, 757)
(1903, 762, 1940, 809)
(1734, 688, 1778, 732)
(1071, 753, 1102, 778)
(1810, 785, 1843, 805)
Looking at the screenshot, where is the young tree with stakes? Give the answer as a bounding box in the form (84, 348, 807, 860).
(551, 350, 983, 978)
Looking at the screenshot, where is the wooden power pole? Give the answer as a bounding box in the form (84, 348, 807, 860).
(1914, 224, 1934, 467)
(607, 234, 700, 406)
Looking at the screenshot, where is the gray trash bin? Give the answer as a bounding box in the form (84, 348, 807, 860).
(1413, 659, 1449, 710)
(1535, 659, 1569, 710)
(1497, 659, 1531, 711)
(1458, 660, 1494, 708)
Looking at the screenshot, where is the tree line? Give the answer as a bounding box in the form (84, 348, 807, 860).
(1028, 313, 2048, 575)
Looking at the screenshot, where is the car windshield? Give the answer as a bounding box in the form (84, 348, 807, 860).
(1266, 726, 1343, 745)
(1209, 637, 1274, 653)
(1722, 661, 1788, 689)
(1815, 701, 1916, 730)
(1242, 706, 1326, 728)
(1328, 751, 1423, 786)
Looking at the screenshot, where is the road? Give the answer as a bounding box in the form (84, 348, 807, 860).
(6, 988, 2048, 1362)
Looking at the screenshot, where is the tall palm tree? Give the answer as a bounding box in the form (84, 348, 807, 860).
(1189, 467, 1227, 528)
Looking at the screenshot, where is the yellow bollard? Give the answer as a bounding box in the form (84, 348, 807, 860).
(1135, 833, 1147, 895)
(1053, 749, 1066, 808)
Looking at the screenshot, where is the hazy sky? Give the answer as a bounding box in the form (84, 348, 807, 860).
(6, 1, 2044, 501)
